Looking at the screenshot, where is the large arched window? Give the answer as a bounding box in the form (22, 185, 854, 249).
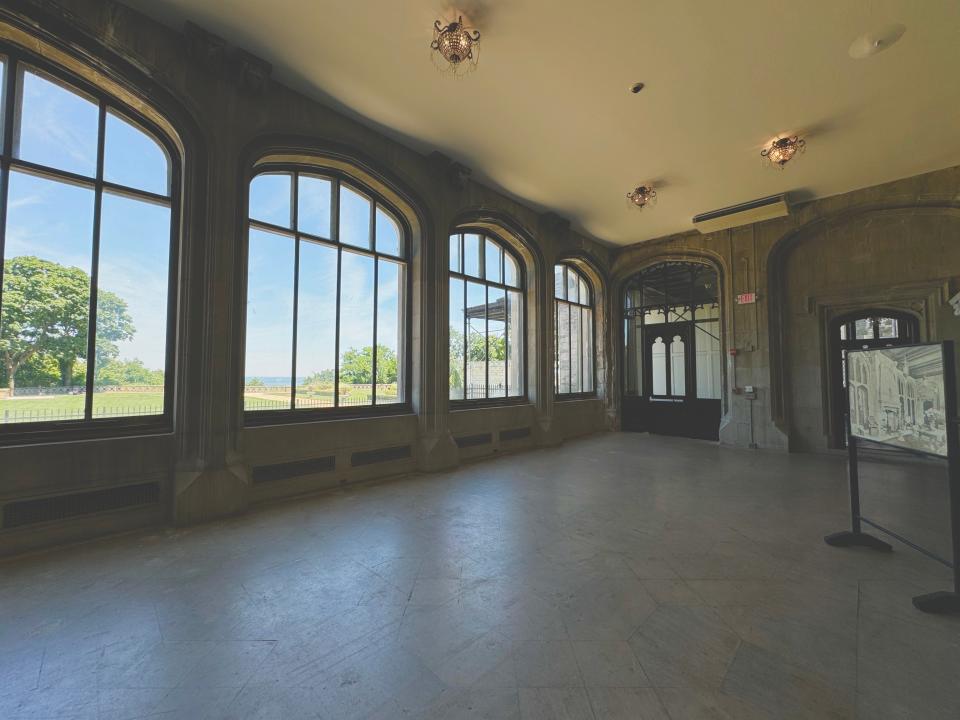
(244, 167, 409, 419)
(0, 46, 178, 438)
(554, 264, 595, 396)
(448, 231, 524, 401)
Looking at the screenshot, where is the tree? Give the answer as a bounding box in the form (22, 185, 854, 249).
(246, 377, 265, 387)
(339, 345, 398, 385)
(95, 358, 164, 386)
(1, 256, 134, 394)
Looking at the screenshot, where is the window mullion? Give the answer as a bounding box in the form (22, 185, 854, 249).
(290, 172, 300, 411)
(333, 179, 342, 408)
(484, 284, 490, 399)
(0, 57, 16, 316)
(83, 102, 107, 421)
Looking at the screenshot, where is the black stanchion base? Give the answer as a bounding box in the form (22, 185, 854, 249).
(823, 531, 893, 552)
(912, 591, 960, 615)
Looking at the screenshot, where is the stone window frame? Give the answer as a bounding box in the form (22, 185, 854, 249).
(553, 263, 596, 399)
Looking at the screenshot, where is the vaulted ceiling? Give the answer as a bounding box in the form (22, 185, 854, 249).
(121, 0, 960, 246)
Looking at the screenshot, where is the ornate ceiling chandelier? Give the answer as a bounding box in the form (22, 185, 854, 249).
(761, 135, 806, 168)
(431, 15, 481, 76)
(627, 184, 657, 210)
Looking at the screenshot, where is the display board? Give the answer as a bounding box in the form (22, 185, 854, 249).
(847, 343, 949, 458)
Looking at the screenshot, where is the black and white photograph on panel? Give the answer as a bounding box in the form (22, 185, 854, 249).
(847, 343, 948, 457)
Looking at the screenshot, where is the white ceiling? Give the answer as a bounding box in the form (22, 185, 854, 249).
(120, 0, 960, 246)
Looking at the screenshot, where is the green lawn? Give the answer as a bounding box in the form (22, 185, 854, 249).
(0, 392, 165, 423)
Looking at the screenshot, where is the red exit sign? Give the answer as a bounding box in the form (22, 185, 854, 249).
(736, 292, 758, 305)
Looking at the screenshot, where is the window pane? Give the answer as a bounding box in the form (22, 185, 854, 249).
(504, 252, 519, 288)
(696, 303, 719, 320)
(566, 269, 578, 304)
(249, 173, 292, 229)
(557, 302, 571, 395)
(338, 250, 375, 405)
(670, 335, 686, 396)
(376, 207, 402, 256)
(570, 302, 582, 393)
(104, 111, 169, 196)
(582, 307, 594, 392)
(839, 324, 848, 341)
(507, 289, 523, 397)
(695, 322, 721, 400)
(16, 68, 98, 177)
(376, 258, 404, 404)
(485, 239, 502, 284)
(578, 277, 589, 306)
(644, 308, 665, 325)
(465, 281, 486, 398)
(878, 317, 898, 339)
(244, 228, 294, 411)
(1, 171, 94, 424)
(449, 277, 465, 399)
(339, 185, 371, 250)
(463, 233, 482, 278)
(294, 240, 337, 410)
(297, 174, 332, 239)
(668, 305, 691, 322)
(449, 234, 461, 273)
(554, 265, 565, 300)
(651, 337, 667, 396)
(91, 192, 170, 418)
(854, 318, 874, 340)
(487, 286, 506, 398)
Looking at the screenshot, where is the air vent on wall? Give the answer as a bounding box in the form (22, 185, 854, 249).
(2, 482, 160, 529)
(500, 427, 532, 442)
(455, 432, 493, 448)
(692, 194, 790, 234)
(351, 445, 412, 467)
(252, 456, 336, 484)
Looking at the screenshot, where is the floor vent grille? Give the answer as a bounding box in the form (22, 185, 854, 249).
(2, 482, 160, 529)
(252, 456, 336, 484)
(500, 427, 532, 442)
(351, 445, 412, 467)
(455, 432, 493, 448)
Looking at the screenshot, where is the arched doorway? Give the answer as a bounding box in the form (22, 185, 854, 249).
(622, 261, 722, 440)
(828, 310, 919, 447)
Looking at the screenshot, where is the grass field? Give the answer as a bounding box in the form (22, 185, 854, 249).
(0, 385, 401, 423)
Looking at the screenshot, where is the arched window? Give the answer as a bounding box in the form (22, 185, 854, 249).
(0, 47, 177, 438)
(243, 168, 409, 418)
(554, 264, 595, 396)
(448, 231, 524, 401)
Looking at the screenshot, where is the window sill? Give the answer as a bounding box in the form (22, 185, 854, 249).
(0, 417, 173, 448)
(450, 397, 530, 411)
(554, 393, 598, 402)
(244, 403, 414, 427)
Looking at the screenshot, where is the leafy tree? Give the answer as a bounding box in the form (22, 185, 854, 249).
(302, 369, 335, 385)
(0, 353, 60, 389)
(95, 358, 164, 386)
(339, 345, 398, 385)
(1, 256, 134, 393)
(246, 377, 265, 387)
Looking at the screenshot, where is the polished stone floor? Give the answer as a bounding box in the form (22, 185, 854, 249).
(2, 433, 959, 719)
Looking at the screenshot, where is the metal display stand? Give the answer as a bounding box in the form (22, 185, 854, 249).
(825, 341, 960, 615)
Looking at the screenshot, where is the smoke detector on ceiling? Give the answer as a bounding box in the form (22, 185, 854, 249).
(849, 24, 906, 59)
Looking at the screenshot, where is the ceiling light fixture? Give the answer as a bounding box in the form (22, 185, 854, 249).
(431, 15, 481, 76)
(627, 184, 657, 210)
(761, 136, 806, 169)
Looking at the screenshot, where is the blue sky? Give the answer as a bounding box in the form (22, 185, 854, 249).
(3, 68, 172, 376)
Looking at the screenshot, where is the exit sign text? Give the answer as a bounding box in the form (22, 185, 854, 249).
(736, 292, 757, 305)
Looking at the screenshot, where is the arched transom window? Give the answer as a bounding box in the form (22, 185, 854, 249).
(244, 168, 409, 417)
(448, 231, 524, 401)
(0, 47, 177, 436)
(554, 264, 595, 396)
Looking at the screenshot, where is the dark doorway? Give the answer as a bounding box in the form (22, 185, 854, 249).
(623, 262, 722, 440)
(828, 310, 919, 447)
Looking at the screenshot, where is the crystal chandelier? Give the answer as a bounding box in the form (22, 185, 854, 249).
(431, 15, 481, 76)
(761, 136, 806, 168)
(627, 185, 657, 210)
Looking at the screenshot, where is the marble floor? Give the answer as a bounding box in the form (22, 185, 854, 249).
(1, 433, 959, 719)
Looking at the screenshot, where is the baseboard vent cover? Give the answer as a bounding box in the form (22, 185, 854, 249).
(252, 456, 336, 484)
(3, 482, 160, 529)
(351, 445, 412, 467)
(500, 427, 532, 442)
(455, 432, 493, 448)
